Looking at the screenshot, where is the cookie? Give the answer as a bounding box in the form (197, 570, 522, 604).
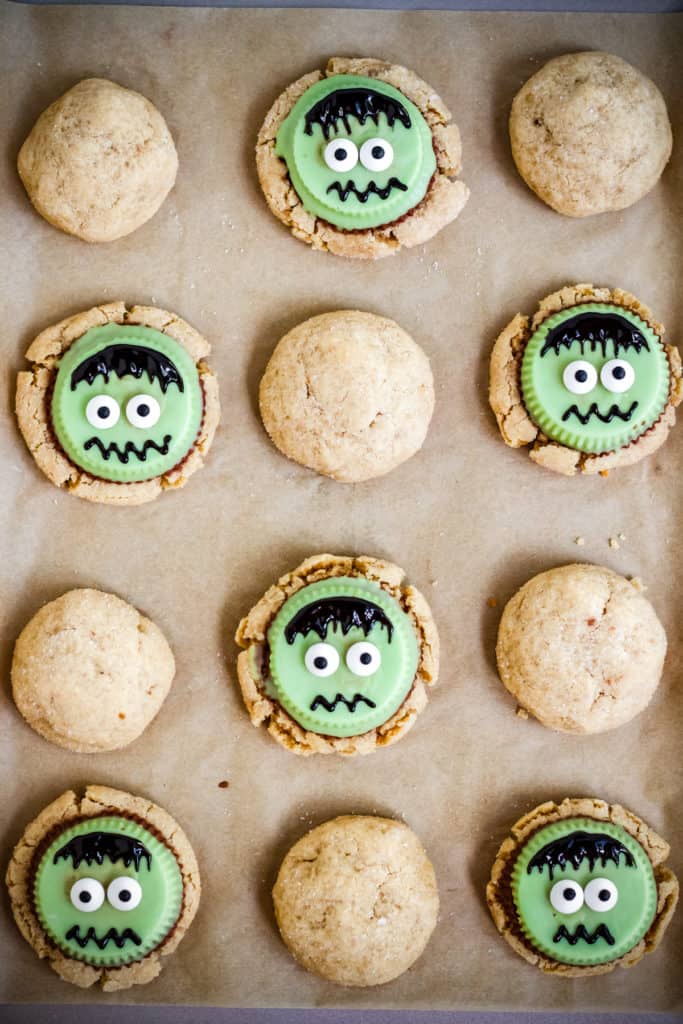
(496, 563, 666, 734)
(486, 796, 679, 976)
(16, 301, 220, 505)
(259, 311, 434, 482)
(12, 588, 175, 753)
(273, 815, 439, 986)
(18, 78, 178, 242)
(489, 283, 682, 475)
(235, 553, 439, 756)
(509, 52, 672, 217)
(6, 785, 200, 991)
(256, 57, 469, 258)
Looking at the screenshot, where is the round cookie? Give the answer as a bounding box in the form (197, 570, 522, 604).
(496, 563, 667, 734)
(18, 78, 178, 242)
(16, 301, 220, 505)
(486, 796, 679, 976)
(12, 588, 175, 753)
(509, 52, 672, 217)
(6, 785, 201, 991)
(259, 311, 434, 482)
(489, 283, 682, 476)
(273, 815, 439, 986)
(234, 553, 439, 756)
(256, 56, 469, 258)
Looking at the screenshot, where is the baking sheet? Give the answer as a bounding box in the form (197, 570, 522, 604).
(0, 2, 681, 1013)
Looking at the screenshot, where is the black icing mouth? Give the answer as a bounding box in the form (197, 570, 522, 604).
(561, 401, 638, 425)
(65, 924, 142, 950)
(326, 178, 408, 204)
(310, 693, 377, 713)
(553, 923, 615, 947)
(84, 435, 172, 463)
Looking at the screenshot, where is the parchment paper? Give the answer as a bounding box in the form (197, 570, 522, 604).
(0, 3, 681, 1013)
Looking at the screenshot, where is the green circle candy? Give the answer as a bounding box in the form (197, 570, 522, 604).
(50, 323, 203, 483)
(511, 818, 657, 966)
(275, 74, 437, 231)
(520, 303, 670, 454)
(33, 816, 183, 968)
(267, 576, 420, 738)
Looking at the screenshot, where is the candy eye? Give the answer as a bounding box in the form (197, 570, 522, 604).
(85, 395, 120, 429)
(304, 642, 340, 678)
(359, 138, 394, 171)
(70, 878, 105, 912)
(323, 139, 358, 172)
(345, 641, 381, 677)
(562, 361, 597, 395)
(549, 879, 584, 914)
(107, 876, 142, 911)
(584, 877, 618, 911)
(600, 359, 635, 393)
(126, 395, 161, 428)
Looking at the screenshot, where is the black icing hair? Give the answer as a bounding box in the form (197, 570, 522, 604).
(53, 831, 152, 871)
(70, 344, 184, 393)
(304, 87, 412, 140)
(284, 596, 394, 644)
(527, 830, 635, 880)
(540, 312, 650, 359)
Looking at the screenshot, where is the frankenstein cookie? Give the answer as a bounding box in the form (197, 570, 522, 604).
(235, 553, 439, 755)
(12, 588, 175, 753)
(16, 301, 220, 505)
(6, 786, 200, 990)
(496, 564, 667, 734)
(489, 283, 682, 475)
(273, 815, 438, 986)
(259, 311, 434, 481)
(18, 78, 178, 242)
(510, 52, 672, 217)
(487, 797, 679, 975)
(256, 57, 469, 258)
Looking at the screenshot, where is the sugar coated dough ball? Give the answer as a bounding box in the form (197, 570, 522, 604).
(273, 815, 439, 986)
(509, 51, 672, 216)
(496, 563, 667, 733)
(18, 78, 178, 242)
(11, 588, 175, 752)
(259, 311, 435, 482)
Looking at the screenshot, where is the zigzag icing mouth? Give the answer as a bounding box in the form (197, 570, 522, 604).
(561, 401, 638, 425)
(326, 177, 408, 203)
(553, 923, 615, 946)
(65, 924, 142, 950)
(83, 435, 172, 463)
(309, 692, 377, 713)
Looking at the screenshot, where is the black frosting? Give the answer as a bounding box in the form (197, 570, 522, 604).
(326, 178, 408, 203)
(71, 344, 184, 393)
(553, 923, 616, 947)
(540, 312, 650, 359)
(54, 831, 152, 872)
(304, 87, 411, 140)
(527, 830, 635, 880)
(284, 596, 394, 644)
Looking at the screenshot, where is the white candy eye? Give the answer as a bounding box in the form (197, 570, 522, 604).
(70, 878, 105, 912)
(126, 395, 161, 428)
(324, 139, 358, 172)
(345, 641, 381, 677)
(359, 138, 394, 171)
(85, 395, 120, 429)
(600, 359, 635, 393)
(107, 876, 142, 911)
(549, 879, 584, 914)
(304, 642, 340, 677)
(584, 877, 618, 911)
(562, 360, 598, 395)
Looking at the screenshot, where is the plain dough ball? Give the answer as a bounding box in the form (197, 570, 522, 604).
(273, 815, 439, 986)
(259, 311, 435, 482)
(18, 78, 178, 242)
(12, 589, 175, 752)
(509, 52, 672, 216)
(496, 564, 667, 733)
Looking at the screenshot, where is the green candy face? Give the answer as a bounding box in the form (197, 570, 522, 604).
(275, 75, 436, 230)
(267, 577, 419, 737)
(520, 304, 670, 454)
(512, 819, 657, 966)
(33, 816, 183, 967)
(51, 324, 203, 483)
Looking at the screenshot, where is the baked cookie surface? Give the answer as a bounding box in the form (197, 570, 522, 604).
(273, 815, 439, 986)
(509, 52, 672, 217)
(18, 78, 178, 242)
(259, 310, 434, 482)
(256, 57, 469, 258)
